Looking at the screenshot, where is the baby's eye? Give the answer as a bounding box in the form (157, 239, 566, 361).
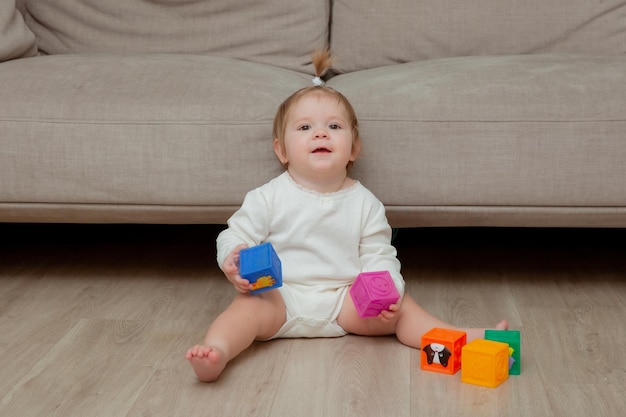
(329, 124, 341, 130)
(298, 125, 311, 131)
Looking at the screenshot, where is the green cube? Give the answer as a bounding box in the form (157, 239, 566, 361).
(485, 329, 521, 375)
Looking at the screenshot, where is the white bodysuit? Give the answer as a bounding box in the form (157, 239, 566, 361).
(216, 172, 405, 339)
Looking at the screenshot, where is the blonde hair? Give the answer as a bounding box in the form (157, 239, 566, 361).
(273, 49, 361, 170)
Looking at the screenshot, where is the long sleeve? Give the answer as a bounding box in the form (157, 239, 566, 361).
(358, 197, 405, 296)
(216, 187, 272, 269)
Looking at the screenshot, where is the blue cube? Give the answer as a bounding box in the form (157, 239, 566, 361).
(239, 242, 282, 294)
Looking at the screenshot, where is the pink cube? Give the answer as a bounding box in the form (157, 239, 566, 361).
(350, 271, 400, 317)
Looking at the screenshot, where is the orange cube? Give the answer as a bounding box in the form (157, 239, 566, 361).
(421, 328, 467, 374)
(461, 339, 510, 388)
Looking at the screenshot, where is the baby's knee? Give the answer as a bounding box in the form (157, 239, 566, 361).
(239, 291, 285, 321)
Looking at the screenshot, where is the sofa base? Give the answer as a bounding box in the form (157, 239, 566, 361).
(1, 203, 625, 228)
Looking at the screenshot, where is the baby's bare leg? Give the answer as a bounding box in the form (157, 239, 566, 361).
(395, 294, 508, 348)
(338, 292, 507, 347)
(186, 290, 286, 382)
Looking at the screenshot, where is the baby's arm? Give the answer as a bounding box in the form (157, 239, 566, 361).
(358, 201, 405, 297)
(356, 196, 405, 320)
(216, 188, 272, 291)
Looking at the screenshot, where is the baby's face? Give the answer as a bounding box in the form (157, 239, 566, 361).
(274, 93, 358, 188)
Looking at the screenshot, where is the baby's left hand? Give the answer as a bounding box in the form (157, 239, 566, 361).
(378, 302, 401, 321)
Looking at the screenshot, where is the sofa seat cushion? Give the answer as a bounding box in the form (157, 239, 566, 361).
(330, 54, 626, 212)
(0, 54, 308, 220)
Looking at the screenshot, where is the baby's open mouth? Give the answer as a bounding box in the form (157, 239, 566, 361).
(312, 147, 331, 153)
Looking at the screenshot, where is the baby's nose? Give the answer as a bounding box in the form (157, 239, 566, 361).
(315, 129, 329, 138)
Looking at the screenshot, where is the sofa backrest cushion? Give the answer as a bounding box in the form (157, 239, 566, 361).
(0, 0, 37, 62)
(331, 0, 626, 73)
(22, 0, 329, 74)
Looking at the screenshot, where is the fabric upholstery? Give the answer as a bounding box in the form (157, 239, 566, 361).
(333, 54, 626, 207)
(0, 0, 37, 61)
(1, 0, 626, 227)
(331, 0, 626, 73)
(23, 0, 329, 73)
(0, 54, 303, 208)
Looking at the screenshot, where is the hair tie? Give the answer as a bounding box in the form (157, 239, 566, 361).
(312, 76, 325, 87)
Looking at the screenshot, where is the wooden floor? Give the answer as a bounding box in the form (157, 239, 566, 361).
(0, 224, 624, 417)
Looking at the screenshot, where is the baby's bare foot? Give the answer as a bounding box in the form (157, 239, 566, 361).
(465, 320, 509, 343)
(494, 319, 509, 331)
(186, 344, 227, 382)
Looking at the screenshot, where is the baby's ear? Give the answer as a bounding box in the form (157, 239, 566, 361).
(273, 138, 288, 164)
(350, 137, 362, 161)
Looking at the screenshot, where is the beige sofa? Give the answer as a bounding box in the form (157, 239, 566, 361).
(2, 0, 626, 228)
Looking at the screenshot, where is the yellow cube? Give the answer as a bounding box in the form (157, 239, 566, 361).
(461, 339, 510, 388)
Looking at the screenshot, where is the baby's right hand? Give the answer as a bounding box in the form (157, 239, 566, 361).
(221, 244, 253, 293)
